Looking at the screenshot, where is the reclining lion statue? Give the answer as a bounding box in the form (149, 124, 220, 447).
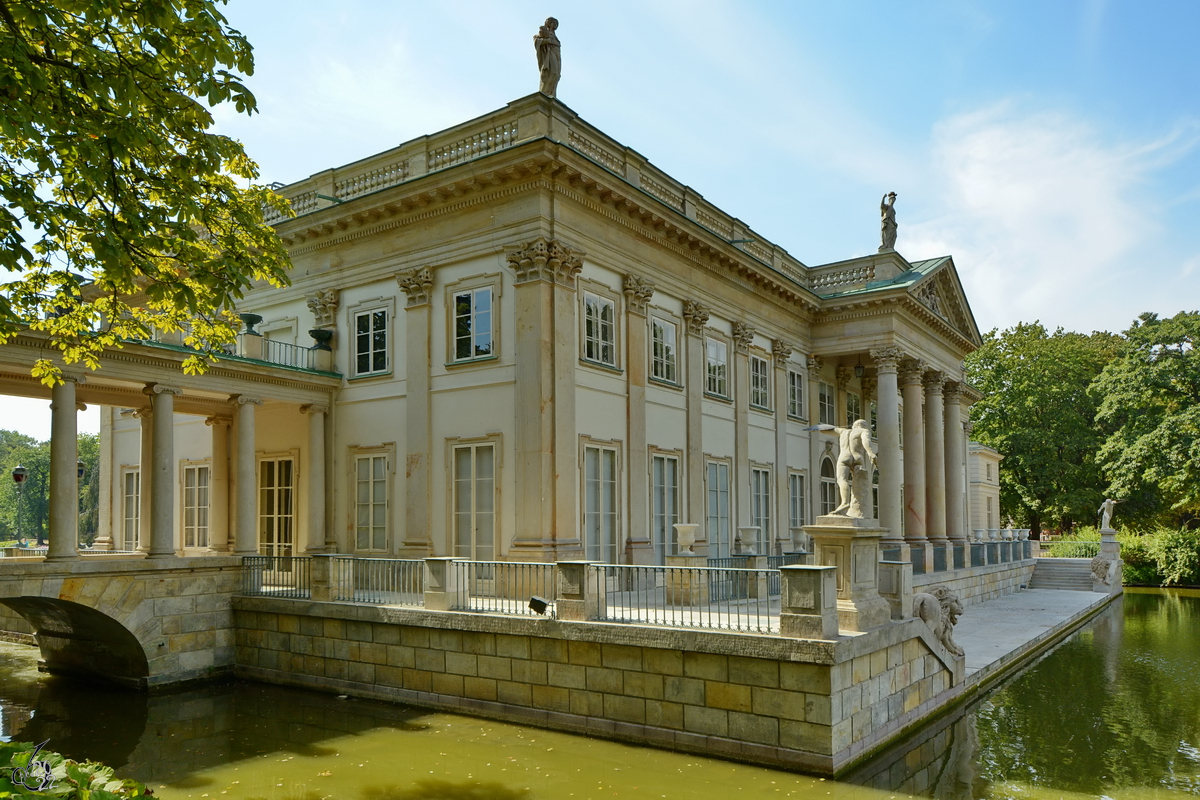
(912, 586, 965, 657)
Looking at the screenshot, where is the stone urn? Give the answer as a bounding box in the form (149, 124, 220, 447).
(973, 529, 986, 542)
(238, 312, 263, 335)
(673, 523, 700, 556)
(309, 328, 334, 351)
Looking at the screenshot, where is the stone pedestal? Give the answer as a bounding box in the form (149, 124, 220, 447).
(555, 561, 599, 621)
(423, 557, 460, 611)
(1093, 528, 1124, 594)
(804, 516, 891, 632)
(778, 565, 838, 640)
(665, 554, 709, 605)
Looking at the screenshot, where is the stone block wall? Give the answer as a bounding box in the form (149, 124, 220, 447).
(912, 560, 1034, 608)
(233, 597, 962, 775)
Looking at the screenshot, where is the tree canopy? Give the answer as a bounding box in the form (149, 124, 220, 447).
(1092, 311, 1200, 527)
(0, 0, 291, 382)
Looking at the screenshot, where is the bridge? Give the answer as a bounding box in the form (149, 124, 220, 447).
(0, 555, 240, 689)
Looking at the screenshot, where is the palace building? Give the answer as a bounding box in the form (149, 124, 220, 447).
(14, 92, 989, 568)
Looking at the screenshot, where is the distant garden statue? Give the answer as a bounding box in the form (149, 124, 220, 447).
(535, 17, 561, 97)
(879, 191, 898, 252)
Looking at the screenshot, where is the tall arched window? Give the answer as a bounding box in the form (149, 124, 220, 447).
(820, 457, 837, 516)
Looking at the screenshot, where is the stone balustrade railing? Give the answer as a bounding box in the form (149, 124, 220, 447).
(809, 264, 877, 293)
(262, 95, 812, 288)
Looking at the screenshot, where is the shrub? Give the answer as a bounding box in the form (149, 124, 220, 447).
(1147, 527, 1200, 586)
(1117, 534, 1162, 585)
(0, 740, 150, 798)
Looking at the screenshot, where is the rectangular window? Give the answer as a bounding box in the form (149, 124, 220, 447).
(258, 457, 295, 557)
(355, 455, 388, 552)
(847, 392, 862, 424)
(789, 473, 806, 529)
(706, 338, 728, 397)
(650, 317, 678, 384)
(453, 443, 495, 560)
(706, 462, 731, 558)
(354, 309, 388, 376)
(453, 286, 493, 361)
(583, 292, 616, 366)
(651, 453, 679, 562)
(787, 370, 805, 418)
(820, 458, 837, 516)
(750, 356, 770, 409)
(182, 464, 210, 549)
(583, 445, 618, 562)
(818, 381, 836, 425)
(750, 468, 771, 554)
(121, 470, 139, 551)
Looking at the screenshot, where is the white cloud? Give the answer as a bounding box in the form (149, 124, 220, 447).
(904, 102, 1199, 333)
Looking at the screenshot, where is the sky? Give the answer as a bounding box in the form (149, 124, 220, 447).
(5, 0, 1199, 440)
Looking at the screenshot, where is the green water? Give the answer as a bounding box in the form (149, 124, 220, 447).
(1, 590, 1198, 799)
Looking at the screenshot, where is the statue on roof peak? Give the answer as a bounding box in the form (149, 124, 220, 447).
(879, 191, 897, 252)
(535, 18, 561, 98)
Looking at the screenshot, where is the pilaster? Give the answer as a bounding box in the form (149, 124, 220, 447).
(398, 266, 434, 557)
(231, 395, 262, 555)
(301, 405, 330, 553)
(732, 322, 756, 529)
(136, 408, 153, 553)
(624, 274, 655, 564)
(683, 300, 710, 554)
(772, 339, 792, 554)
(807, 355, 824, 518)
(205, 416, 232, 552)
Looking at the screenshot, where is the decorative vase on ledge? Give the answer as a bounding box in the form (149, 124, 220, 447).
(238, 313, 263, 335)
(309, 329, 334, 351)
(673, 523, 699, 556)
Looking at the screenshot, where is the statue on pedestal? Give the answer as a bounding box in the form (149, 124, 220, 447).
(534, 17, 561, 97)
(1098, 498, 1122, 530)
(879, 192, 897, 252)
(813, 420, 877, 518)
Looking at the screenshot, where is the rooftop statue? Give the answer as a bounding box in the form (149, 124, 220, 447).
(879, 191, 897, 252)
(813, 420, 878, 518)
(535, 17, 561, 98)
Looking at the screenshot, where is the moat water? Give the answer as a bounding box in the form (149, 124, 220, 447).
(0, 589, 1197, 799)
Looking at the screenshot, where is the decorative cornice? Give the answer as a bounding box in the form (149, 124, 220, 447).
(623, 275, 655, 316)
(869, 346, 903, 371)
(732, 322, 756, 353)
(923, 370, 947, 395)
(397, 266, 434, 307)
(898, 358, 927, 385)
(682, 300, 710, 337)
(771, 339, 792, 366)
(306, 288, 340, 327)
(506, 237, 584, 287)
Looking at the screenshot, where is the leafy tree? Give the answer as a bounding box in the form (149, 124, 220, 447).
(0, 430, 100, 546)
(1092, 311, 1200, 528)
(0, 0, 291, 383)
(965, 322, 1119, 535)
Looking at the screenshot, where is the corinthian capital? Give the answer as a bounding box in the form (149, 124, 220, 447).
(772, 339, 793, 366)
(732, 322, 756, 353)
(682, 300, 710, 336)
(397, 267, 434, 307)
(623, 275, 655, 315)
(869, 346, 903, 370)
(506, 237, 584, 287)
(898, 357, 927, 385)
(306, 287, 340, 327)
(806, 354, 823, 378)
(923, 370, 947, 395)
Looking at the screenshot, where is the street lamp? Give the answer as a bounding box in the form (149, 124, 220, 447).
(11, 466, 27, 547)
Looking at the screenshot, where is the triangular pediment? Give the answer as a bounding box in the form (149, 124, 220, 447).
(908, 257, 981, 347)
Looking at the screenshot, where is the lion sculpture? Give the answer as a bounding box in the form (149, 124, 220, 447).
(912, 586, 965, 657)
(1091, 555, 1117, 585)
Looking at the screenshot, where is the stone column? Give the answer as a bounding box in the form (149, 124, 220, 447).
(772, 339, 792, 554)
(924, 371, 947, 542)
(302, 404, 329, 553)
(46, 377, 80, 561)
(870, 347, 904, 551)
(94, 407, 114, 551)
(506, 238, 584, 562)
(623, 275, 655, 564)
(135, 407, 153, 552)
(205, 416, 231, 552)
(899, 358, 927, 543)
(232, 395, 262, 555)
(943, 381, 967, 542)
(859, 372, 877, 518)
(146, 384, 182, 558)
(683, 300, 710, 553)
(398, 267, 434, 557)
(732, 322, 756, 530)
(807, 356, 824, 518)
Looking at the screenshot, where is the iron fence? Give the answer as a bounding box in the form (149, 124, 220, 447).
(449, 561, 556, 616)
(242, 555, 312, 599)
(333, 557, 424, 605)
(592, 564, 778, 634)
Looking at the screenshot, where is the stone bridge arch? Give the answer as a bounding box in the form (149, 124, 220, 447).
(0, 557, 241, 689)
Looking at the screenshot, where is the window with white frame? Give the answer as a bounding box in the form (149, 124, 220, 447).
(453, 442, 495, 560)
(706, 338, 728, 397)
(789, 472, 806, 529)
(847, 391, 862, 424)
(258, 457, 295, 557)
(121, 469, 139, 551)
(651, 452, 679, 562)
(582, 444, 619, 562)
(353, 309, 388, 376)
(582, 292, 616, 367)
(820, 457, 837, 516)
(750, 356, 770, 409)
(182, 464, 210, 549)
(750, 467, 771, 554)
(355, 454, 389, 552)
(650, 317, 678, 384)
(818, 381, 836, 425)
(706, 461, 731, 558)
(787, 370, 805, 418)
(452, 286, 494, 361)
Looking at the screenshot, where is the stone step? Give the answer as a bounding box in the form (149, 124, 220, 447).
(1030, 558, 1094, 590)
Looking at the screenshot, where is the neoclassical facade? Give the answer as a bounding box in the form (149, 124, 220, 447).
(77, 93, 990, 567)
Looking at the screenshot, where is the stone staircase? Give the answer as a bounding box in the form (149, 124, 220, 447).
(1029, 558, 1094, 591)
